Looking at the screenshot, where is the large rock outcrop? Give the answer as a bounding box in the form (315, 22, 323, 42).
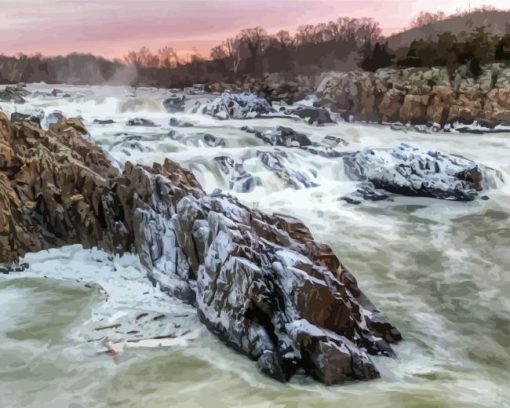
(317, 64, 510, 126)
(342, 143, 503, 201)
(0, 112, 401, 384)
(195, 92, 276, 119)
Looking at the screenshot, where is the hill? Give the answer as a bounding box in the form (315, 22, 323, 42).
(387, 10, 510, 50)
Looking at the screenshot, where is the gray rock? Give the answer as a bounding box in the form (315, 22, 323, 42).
(343, 143, 503, 201)
(126, 118, 158, 127)
(256, 126, 312, 148)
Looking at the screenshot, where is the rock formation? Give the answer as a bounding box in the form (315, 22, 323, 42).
(317, 64, 510, 126)
(194, 92, 276, 119)
(0, 112, 402, 384)
(0, 85, 30, 104)
(342, 143, 503, 201)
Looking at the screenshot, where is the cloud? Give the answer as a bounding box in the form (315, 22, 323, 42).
(1, 0, 508, 58)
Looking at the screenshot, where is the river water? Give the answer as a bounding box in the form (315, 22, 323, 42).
(1, 84, 509, 408)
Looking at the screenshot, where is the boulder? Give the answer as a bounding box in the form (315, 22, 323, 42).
(290, 107, 333, 125)
(126, 118, 158, 127)
(255, 126, 312, 148)
(257, 150, 318, 189)
(200, 92, 275, 119)
(0, 85, 29, 103)
(163, 94, 186, 113)
(169, 117, 193, 127)
(343, 143, 503, 201)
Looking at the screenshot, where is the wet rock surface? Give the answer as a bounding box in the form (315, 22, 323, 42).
(340, 182, 393, 205)
(169, 117, 193, 128)
(288, 107, 333, 125)
(0, 113, 401, 385)
(342, 143, 503, 201)
(197, 92, 276, 119)
(126, 118, 158, 127)
(163, 94, 186, 113)
(0, 85, 30, 104)
(255, 126, 312, 148)
(317, 65, 510, 127)
(257, 150, 318, 189)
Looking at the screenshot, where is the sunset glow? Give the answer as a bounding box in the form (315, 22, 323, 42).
(1, 0, 509, 58)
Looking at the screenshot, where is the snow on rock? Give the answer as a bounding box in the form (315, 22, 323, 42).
(343, 143, 503, 201)
(197, 92, 276, 119)
(255, 126, 312, 148)
(126, 117, 158, 127)
(0, 112, 402, 385)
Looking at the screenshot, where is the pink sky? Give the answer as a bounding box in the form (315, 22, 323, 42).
(1, 0, 508, 59)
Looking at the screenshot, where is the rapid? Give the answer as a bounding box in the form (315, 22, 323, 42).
(1, 84, 509, 408)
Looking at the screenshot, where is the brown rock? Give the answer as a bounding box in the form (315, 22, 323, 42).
(0, 114, 401, 385)
(400, 94, 430, 124)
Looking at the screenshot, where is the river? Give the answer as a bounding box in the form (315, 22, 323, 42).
(1, 84, 509, 408)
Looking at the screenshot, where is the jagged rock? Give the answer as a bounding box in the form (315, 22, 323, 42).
(322, 135, 349, 148)
(257, 150, 318, 189)
(115, 140, 154, 156)
(342, 143, 503, 201)
(163, 94, 186, 113)
(0, 262, 29, 274)
(256, 126, 312, 148)
(0, 112, 401, 385)
(214, 155, 235, 174)
(304, 144, 344, 158)
(315, 65, 510, 127)
(213, 156, 260, 192)
(484, 88, 510, 123)
(340, 182, 392, 205)
(201, 133, 225, 148)
(0, 85, 29, 103)
(200, 92, 275, 119)
(126, 118, 158, 127)
(10, 112, 41, 125)
(289, 107, 333, 125)
(400, 94, 430, 124)
(44, 111, 65, 127)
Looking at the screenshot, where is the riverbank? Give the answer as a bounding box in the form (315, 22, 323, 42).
(204, 64, 510, 129)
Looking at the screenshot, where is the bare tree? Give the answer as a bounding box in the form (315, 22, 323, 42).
(410, 11, 446, 28)
(224, 37, 242, 77)
(274, 30, 293, 47)
(239, 27, 268, 61)
(124, 46, 159, 68)
(210, 44, 228, 60)
(158, 46, 179, 68)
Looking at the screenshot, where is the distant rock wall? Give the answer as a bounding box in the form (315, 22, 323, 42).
(316, 64, 510, 126)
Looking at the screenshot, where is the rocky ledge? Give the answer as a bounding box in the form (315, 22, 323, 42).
(206, 64, 510, 128)
(317, 64, 510, 127)
(0, 112, 401, 385)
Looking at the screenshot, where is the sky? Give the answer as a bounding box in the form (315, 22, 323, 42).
(0, 0, 508, 59)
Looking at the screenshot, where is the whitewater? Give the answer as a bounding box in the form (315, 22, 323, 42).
(0, 84, 509, 408)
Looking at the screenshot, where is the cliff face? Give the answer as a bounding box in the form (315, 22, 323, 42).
(0, 112, 401, 385)
(316, 64, 510, 126)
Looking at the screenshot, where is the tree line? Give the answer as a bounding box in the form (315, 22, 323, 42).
(396, 28, 510, 75)
(1, 8, 509, 87)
